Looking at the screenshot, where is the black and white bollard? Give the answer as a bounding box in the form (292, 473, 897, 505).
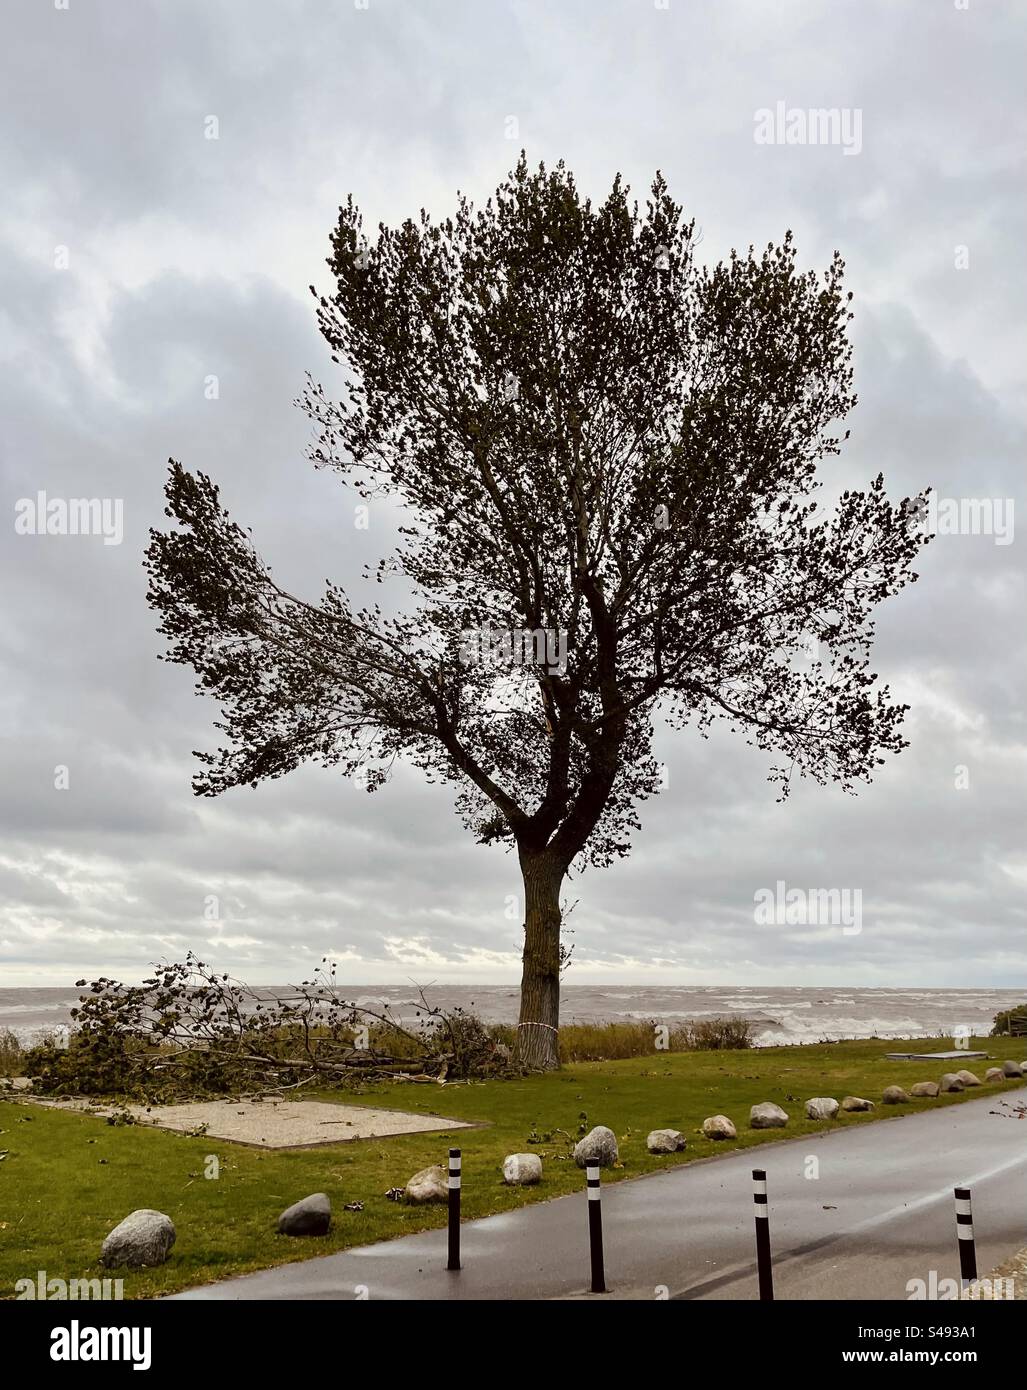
(586, 1162, 606, 1293)
(954, 1186, 977, 1289)
(752, 1168, 774, 1301)
(447, 1148, 461, 1271)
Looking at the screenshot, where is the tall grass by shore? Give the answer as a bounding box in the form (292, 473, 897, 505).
(491, 1016, 755, 1061)
(342, 1016, 753, 1064)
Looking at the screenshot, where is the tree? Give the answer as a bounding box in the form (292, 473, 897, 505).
(145, 157, 927, 1071)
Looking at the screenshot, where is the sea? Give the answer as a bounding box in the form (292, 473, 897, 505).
(2, 984, 1023, 1049)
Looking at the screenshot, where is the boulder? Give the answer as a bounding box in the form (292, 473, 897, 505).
(840, 1096, 875, 1112)
(502, 1153, 542, 1185)
(646, 1128, 686, 1154)
(405, 1165, 449, 1203)
(882, 1085, 910, 1104)
(985, 1067, 1005, 1082)
(910, 1081, 940, 1098)
(1001, 1060, 1024, 1078)
(573, 1125, 619, 1168)
(277, 1192, 331, 1236)
(702, 1114, 737, 1141)
(940, 1073, 964, 1092)
(955, 1070, 982, 1087)
(100, 1210, 176, 1269)
(805, 1097, 839, 1121)
(749, 1102, 789, 1129)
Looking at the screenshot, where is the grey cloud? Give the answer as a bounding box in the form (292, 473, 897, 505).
(1, 0, 1024, 988)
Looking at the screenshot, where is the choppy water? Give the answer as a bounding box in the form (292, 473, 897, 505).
(2, 984, 1023, 1049)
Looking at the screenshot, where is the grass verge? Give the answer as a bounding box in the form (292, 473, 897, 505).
(1, 1035, 1023, 1299)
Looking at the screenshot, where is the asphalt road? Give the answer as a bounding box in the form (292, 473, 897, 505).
(171, 1087, 1027, 1301)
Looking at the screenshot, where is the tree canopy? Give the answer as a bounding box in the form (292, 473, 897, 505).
(146, 157, 927, 1069)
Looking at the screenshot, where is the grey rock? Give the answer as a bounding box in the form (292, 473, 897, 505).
(840, 1095, 875, 1112)
(911, 1081, 940, 1098)
(405, 1165, 449, 1203)
(1002, 1060, 1024, 1078)
(702, 1114, 737, 1141)
(985, 1067, 1005, 1082)
(573, 1125, 619, 1168)
(277, 1192, 331, 1236)
(805, 1097, 839, 1121)
(100, 1209, 176, 1269)
(955, 1070, 982, 1087)
(940, 1073, 965, 1092)
(749, 1102, 789, 1129)
(502, 1153, 542, 1185)
(882, 1085, 910, 1104)
(646, 1128, 686, 1154)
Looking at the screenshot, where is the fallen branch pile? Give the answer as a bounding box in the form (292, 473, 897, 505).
(22, 954, 512, 1101)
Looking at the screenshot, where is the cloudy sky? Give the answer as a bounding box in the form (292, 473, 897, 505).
(2, 0, 1024, 990)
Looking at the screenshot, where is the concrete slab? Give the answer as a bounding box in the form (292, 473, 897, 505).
(884, 1050, 989, 1061)
(20, 1096, 475, 1149)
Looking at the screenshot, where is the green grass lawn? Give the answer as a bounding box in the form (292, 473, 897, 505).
(2, 1036, 1024, 1299)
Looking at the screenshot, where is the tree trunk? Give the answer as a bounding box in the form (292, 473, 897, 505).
(514, 849, 564, 1070)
